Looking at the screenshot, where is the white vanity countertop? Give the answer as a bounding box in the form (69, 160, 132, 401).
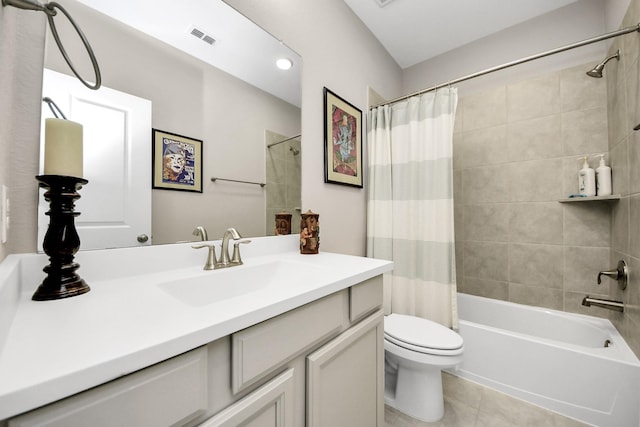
(0, 235, 393, 420)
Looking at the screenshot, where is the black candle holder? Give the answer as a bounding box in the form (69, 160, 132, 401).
(33, 175, 90, 301)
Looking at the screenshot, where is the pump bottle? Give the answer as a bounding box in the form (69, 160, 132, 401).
(578, 157, 596, 197)
(596, 154, 612, 196)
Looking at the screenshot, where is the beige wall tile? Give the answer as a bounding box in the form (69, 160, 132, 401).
(464, 241, 509, 281)
(507, 73, 560, 123)
(560, 63, 607, 113)
(564, 246, 612, 293)
(508, 243, 563, 288)
(561, 107, 608, 156)
(507, 159, 563, 202)
(508, 283, 563, 310)
(464, 204, 510, 242)
(563, 203, 611, 247)
(462, 86, 507, 131)
(612, 197, 630, 254)
(461, 125, 508, 168)
(462, 165, 510, 204)
(509, 202, 563, 244)
(461, 277, 508, 301)
(629, 195, 640, 258)
(507, 115, 562, 162)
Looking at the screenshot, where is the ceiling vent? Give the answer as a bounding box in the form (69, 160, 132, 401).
(375, 0, 397, 7)
(189, 26, 216, 45)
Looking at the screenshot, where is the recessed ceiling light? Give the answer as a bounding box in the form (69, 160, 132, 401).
(276, 58, 293, 70)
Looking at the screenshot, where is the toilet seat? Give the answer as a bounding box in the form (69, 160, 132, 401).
(384, 314, 463, 356)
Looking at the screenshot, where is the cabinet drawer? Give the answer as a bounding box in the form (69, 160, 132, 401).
(9, 347, 208, 427)
(349, 275, 383, 322)
(200, 368, 294, 427)
(232, 290, 346, 393)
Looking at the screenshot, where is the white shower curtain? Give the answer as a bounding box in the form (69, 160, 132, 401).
(366, 88, 458, 329)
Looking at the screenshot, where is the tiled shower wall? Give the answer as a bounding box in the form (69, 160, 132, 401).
(265, 130, 302, 236)
(607, 0, 640, 357)
(453, 63, 613, 316)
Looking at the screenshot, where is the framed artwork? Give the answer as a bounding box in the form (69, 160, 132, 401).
(323, 87, 363, 188)
(152, 129, 203, 192)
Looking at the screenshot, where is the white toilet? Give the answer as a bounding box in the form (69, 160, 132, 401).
(384, 313, 464, 422)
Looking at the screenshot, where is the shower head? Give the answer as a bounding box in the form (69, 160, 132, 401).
(586, 50, 620, 78)
(289, 146, 300, 156)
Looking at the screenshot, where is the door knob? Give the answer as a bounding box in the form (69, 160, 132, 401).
(137, 234, 149, 243)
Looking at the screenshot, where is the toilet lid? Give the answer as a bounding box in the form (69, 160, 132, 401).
(384, 313, 463, 351)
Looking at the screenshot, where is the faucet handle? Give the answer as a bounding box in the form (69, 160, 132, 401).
(192, 243, 218, 270)
(597, 259, 627, 290)
(231, 239, 251, 265)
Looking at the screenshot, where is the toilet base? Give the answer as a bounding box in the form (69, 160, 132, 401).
(385, 364, 444, 422)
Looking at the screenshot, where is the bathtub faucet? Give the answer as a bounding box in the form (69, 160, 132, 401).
(581, 296, 624, 312)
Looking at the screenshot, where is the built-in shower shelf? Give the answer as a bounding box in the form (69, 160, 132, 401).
(558, 195, 621, 203)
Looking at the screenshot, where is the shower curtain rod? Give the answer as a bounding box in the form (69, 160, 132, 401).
(267, 133, 302, 148)
(370, 23, 640, 109)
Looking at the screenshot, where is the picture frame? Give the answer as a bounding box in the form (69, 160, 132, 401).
(323, 87, 363, 188)
(152, 129, 203, 192)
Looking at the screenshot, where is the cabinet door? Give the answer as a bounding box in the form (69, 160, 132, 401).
(306, 310, 384, 427)
(200, 369, 294, 427)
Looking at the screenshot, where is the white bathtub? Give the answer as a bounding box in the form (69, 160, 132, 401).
(451, 293, 640, 427)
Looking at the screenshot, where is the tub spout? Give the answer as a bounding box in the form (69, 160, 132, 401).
(581, 296, 624, 312)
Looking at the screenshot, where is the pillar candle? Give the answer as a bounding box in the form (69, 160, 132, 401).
(44, 118, 83, 178)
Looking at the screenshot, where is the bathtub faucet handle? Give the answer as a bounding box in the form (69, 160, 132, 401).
(597, 259, 627, 290)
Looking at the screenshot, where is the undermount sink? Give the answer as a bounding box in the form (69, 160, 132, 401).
(157, 259, 325, 307)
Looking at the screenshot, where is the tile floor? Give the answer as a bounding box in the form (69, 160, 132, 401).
(384, 373, 590, 427)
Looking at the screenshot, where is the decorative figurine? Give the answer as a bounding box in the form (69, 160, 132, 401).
(275, 211, 292, 235)
(300, 210, 319, 254)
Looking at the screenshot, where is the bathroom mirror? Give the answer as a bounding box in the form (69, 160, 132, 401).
(40, 0, 302, 249)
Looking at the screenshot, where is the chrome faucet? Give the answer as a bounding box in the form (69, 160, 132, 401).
(192, 226, 209, 241)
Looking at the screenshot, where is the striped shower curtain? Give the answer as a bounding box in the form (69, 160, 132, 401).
(366, 89, 458, 329)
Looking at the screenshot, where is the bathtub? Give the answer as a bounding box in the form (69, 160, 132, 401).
(451, 293, 640, 427)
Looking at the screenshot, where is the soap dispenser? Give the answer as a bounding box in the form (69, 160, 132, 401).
(596, 154, 612, 196)
(578, 157, 596, 197)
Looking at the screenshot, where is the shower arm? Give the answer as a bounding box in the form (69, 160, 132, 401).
(370, 23, 640, 109)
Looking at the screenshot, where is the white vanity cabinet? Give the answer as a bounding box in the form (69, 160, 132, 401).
(5, 275, 384, 427)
